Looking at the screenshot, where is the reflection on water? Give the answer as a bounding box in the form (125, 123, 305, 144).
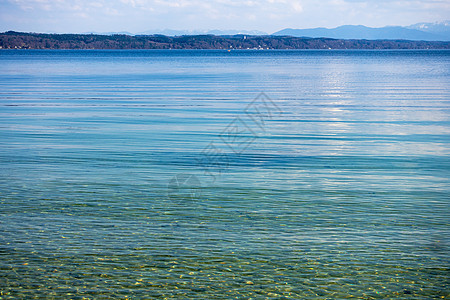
(0, 50, 449, 298)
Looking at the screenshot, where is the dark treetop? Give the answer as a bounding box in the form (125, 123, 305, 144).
(1, 31, 449, 50)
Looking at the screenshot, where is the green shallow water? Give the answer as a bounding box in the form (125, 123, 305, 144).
(0, 50, 449, 299)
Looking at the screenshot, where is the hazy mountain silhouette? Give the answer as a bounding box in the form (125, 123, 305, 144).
(273, 22, 450, 41)
(137, 29, 267, 36)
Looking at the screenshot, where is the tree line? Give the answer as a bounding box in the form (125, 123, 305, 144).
(1, 31, 449, 50)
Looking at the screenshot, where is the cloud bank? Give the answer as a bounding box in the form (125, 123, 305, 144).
(1, 0, 449, 33)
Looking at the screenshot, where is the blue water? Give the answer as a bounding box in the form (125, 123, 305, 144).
(0, 50, 449, 298)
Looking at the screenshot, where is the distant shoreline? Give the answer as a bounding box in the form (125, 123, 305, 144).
(1, 31, 449, 50)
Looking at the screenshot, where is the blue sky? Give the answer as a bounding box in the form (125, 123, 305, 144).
(0, 0, 449, 33)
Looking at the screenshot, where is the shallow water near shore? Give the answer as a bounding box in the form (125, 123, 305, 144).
(0, 50, 449, 298)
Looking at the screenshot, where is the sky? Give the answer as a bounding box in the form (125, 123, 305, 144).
(0, 0, 449, 34)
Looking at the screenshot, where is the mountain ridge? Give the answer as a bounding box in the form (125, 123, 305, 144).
(70, 22, 450, 41)
(82, 29, 268, 37)
(273, 22, 450, 41)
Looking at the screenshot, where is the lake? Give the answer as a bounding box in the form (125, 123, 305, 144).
(0, 50, 449, 298)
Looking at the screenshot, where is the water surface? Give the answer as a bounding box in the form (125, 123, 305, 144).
(0, 50, 449, 298)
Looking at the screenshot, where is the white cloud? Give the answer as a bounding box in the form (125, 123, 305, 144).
(291, 2, 303, 12)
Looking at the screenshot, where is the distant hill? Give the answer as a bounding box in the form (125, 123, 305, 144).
(1, 31, 449, 50)
(273, 22, 450, 41)
(82, 31, 134, 36)
(137, 29, 268, 36)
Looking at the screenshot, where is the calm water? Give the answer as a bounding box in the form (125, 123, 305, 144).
(0, 50, 449, 299)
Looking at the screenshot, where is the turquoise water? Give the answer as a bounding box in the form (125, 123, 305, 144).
(0, 50, 449, 299)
